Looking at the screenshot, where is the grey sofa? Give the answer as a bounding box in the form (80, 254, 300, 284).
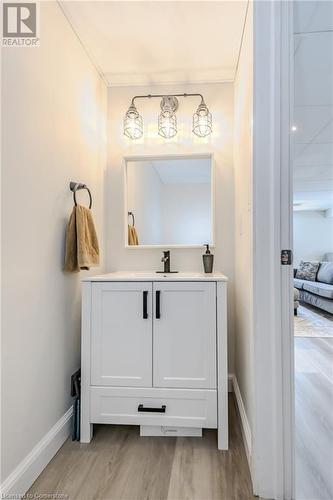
(294, 261, 333, 315)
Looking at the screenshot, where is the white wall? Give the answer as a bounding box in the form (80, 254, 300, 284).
(293, 211, 333, 266)
(127, 161, 162, 245)
(161, 183, 211, 245)
(1, 2, 106, 483)
(233, 1, 254, 455)
(106, 82, 235, 371)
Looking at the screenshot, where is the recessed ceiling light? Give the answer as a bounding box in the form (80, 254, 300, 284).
(291, 125, 297, 132)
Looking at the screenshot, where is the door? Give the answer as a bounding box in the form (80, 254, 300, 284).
(153, 282, 216, 389)
(91, 282, 152, 387)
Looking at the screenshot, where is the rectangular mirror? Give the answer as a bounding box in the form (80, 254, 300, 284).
(125, 154, 214, 247)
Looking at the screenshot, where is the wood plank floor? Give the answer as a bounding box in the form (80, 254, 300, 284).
(28, 394, 254, 500)
(295, 331, 333, 499)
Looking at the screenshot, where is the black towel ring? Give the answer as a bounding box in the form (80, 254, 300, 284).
(70, 182, 92, 209)
(128, 211, 135, 226)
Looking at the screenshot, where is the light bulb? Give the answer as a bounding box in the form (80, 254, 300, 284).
(158, 98, 177, 138)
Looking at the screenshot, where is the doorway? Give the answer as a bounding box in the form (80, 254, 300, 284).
(292, 1, 333, 499)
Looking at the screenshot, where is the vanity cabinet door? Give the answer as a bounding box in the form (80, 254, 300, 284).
(91, 282, 153, 387)
(153, 282, 216, 389)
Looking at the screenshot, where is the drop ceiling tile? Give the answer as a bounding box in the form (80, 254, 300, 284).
(305, 0, 333, 33)
(293, 143, 333, 166)
(294, 32, 333, 107)
(294, 0, 333, 33)
(315, 119, 333, 143)
(292, 106, 333, 144)
(293, 165, 333, 181)
(294, 177, 333, 192)
(293, 0, 317, 33)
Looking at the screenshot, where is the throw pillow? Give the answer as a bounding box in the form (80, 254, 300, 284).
(317, 262, 333, 285)
(296, 261, 320, 281)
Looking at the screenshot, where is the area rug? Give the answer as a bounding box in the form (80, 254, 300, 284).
(294, 305, 333, 337)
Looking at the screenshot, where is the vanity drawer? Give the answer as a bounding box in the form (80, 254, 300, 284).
(90, 387, 217, 428)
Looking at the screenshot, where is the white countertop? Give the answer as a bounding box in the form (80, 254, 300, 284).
(82, 271, 228, 282)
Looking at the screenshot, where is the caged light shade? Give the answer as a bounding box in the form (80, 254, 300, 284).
(124, 103, 143, 139)
(192, 100, 212, 137)
(158, 111, 177, 139)
(158, 96, 178, 139)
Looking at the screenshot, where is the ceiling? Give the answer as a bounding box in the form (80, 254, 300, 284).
(59, 1, 248, 86)
(293, 0, 333, 212)
(152, 158, 211, 184)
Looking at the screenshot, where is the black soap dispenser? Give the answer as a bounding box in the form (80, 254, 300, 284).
(203, 244, 214, 273)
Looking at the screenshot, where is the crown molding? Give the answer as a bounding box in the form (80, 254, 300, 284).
(57, 1, 108, 87)
(106, 78, 235, 88)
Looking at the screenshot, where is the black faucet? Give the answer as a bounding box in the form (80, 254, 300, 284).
(156, 251, 178, 273)
(161, 251, 170, 273)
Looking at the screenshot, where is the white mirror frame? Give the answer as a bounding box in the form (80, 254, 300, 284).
(123, 153, 216, 249)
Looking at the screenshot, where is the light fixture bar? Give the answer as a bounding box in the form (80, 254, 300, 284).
(130, 93, 205, 105)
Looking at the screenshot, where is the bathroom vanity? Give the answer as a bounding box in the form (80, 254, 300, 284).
(81, 272, 228, 449)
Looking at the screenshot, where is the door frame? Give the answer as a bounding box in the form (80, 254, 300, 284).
(252, 1, 294, 498)
(279, 2, 295, 498)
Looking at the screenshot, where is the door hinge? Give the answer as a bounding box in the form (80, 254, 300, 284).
(281, 249, 293, 265)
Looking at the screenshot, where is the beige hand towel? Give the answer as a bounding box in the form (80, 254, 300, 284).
(128, 225, 139, 246)
(65, 205, 100, 272)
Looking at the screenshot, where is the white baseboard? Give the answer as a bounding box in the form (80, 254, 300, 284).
(1, 407, 73, 498)
(229, 374, 252, 469)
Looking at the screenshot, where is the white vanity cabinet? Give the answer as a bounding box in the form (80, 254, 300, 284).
(81, 272, 228, 450)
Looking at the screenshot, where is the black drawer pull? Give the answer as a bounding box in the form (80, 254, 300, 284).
(143, 291, 148, 319)
(156, 290, 161, 319)
(138, 404, 166, 413)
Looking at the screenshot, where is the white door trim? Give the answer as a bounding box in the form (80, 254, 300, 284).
(280, 1, 295, 498)
(252, 1, 294, 498)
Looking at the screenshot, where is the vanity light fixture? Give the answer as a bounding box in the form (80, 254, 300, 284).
(123, 93, 212, 140)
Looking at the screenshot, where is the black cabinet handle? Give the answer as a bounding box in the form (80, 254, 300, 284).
(143, 291, 148, 319)
(138, 404, 166, 413)
(156, 290, 161, 319)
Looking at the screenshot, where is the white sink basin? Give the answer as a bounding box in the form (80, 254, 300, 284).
(82, 271, 228, 282)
